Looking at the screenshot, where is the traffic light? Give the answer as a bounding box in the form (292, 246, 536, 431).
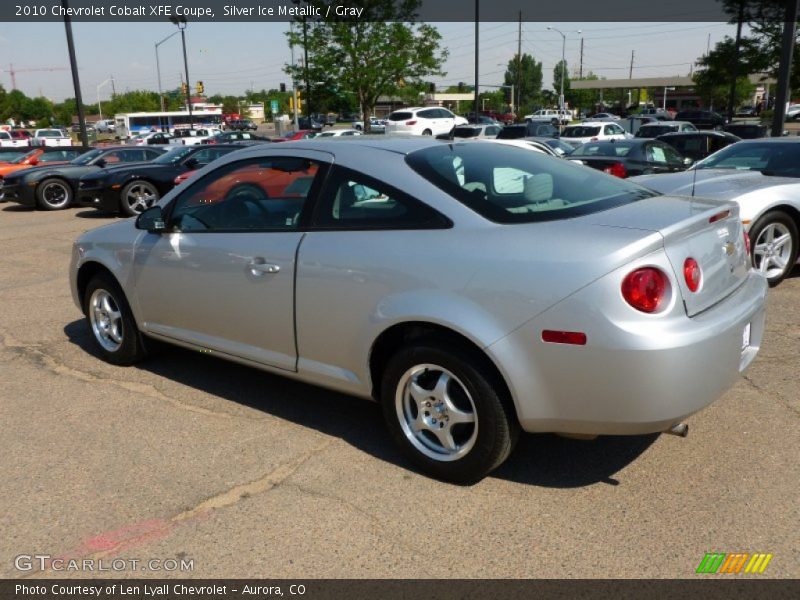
(296, 90, 302, 112)
(181, 82, 188, 95)
(196, 81, 204, 95)
(280, 83, 286, 93)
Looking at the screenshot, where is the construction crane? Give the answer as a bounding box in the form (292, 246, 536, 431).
(2, 64, 69, 90)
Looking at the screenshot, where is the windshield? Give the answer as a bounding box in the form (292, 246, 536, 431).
(562, 126, 600, 138)
(695, 142, 800, 177)
(11, 150, 39, 164)
(71, 148, 105, 165)
(406, 143, 657, 224)
(153, 146, 196, 164)
(454, 127, 481, 138)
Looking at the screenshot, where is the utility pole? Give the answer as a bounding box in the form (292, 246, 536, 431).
(629, 50, 634, 79)
(111, 75, 116, 97)
(474, 0, 479, 119)
(579, 37, 584, 79)
(61, 0, 87, 147)
(772, 0, 798, 137)
(516, 11, 521, 116)
(727, 2, 745, 123)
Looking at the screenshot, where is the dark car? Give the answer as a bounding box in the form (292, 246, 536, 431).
(497, 122, 559, 140)
(722, 122, 769, 140)
(202, 131, 271, 144)
(76, 144, 244, 216)
(634, 121, 698, 138)
(226, 119, 258, 131)
(568, 138, 690, 178)
(675, 109, 727, 130)
(297, 116, 324, 131)
(656, 131, 741, 162)
(1, 146, 164, 211)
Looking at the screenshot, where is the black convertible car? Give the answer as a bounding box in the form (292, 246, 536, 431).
(568, 138, 691, 178)
(77, 144, 246, 216)
(1, 146, 165, 210)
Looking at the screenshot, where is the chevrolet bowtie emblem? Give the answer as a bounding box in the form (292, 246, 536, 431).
(724, 242, 735, 256)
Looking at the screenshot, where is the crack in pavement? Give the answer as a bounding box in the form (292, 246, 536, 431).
(742, 373, 800, 418)
(0, 329, 255, 421)
(21, 440, 336, 577)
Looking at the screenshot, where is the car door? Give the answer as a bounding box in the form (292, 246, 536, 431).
(132, 150, 330, 370)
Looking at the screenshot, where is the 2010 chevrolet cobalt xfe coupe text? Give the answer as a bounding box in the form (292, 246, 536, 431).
(69, 139, 767, 483)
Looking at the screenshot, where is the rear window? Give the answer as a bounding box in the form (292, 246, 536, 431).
(388, 112, 413, 121)
(572, 142, 635, 157)
(405, 143, 657, 224)
(562, 126, 600, 138)
(38, 130, 63, 137)
(635, 125, 675, 138)
(453, 127, 481, 138)
(496, 126, 526, 140)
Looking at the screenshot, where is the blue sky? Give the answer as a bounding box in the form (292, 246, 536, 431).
(0, 21, 738, 103)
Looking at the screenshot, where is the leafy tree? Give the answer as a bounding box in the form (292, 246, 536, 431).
(553, 60, 571, 107)
(504, 53, 543, 115)
(285, 0, 447, 131)
(567, 72, 602, 114)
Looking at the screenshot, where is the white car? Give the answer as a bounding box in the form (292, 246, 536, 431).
(385, 107, 465, 136)
(30, 129, 72, 147)
(0, 130, 29, 148)
(95, 119, 116, 133)
(452, 124, 503, 139)
(559, 121, 630, 149)
(169, 128, 222, 146)
(524, 109, 572, 125)
(314, 129, 363, 137)
(352, 117, 386, 133)
(128, 131, 173, 146)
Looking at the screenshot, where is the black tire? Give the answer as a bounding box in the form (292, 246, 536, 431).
(422, 129, 432, 136)
(83, 273, 147, 365)
(120, 180, 160, 217)
(749, 210, 799, 286)
(36, 178, 72, 210)
(380, 342, 519, 484)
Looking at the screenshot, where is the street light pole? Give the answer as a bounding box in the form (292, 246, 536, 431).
(170, 16, 193, 130)
(547, 26, 580, 125)
(155, 31, 179, 112)
(96, 78, 113, 121)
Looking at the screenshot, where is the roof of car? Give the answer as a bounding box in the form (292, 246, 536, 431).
(656, 131, 735, 138)
(235, 136, 446, 157)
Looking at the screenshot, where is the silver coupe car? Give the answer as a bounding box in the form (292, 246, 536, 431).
(70, 138, 767, 483)
(633, 138, 800, 286)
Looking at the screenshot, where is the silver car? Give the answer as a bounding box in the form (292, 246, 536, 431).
(70, 139, 767, 483)
(633, 138, 800, 286)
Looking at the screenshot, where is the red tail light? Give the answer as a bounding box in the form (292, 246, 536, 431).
(708, 209, 730, 223)
(405, 120, 417, 126)
(621, 268, 668, 313)
(683, 257, 701, 292)
(542, 330, 587, 345)
(603, 162, 628, 178)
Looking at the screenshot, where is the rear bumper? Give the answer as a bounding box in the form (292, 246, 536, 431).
(489, 270, 768, 435)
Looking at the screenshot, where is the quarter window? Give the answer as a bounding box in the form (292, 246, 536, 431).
(168, 157, 321, 232)
(313, 166, 449, 229)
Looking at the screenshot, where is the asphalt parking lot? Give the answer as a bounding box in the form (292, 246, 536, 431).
(0, 203, 798, 579)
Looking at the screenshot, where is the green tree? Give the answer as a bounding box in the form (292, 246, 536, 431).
(568, 72, 602, 115)
(553, 60, 571, 107)
(503, 53, 543, 115)
(285, 0, 447, 131)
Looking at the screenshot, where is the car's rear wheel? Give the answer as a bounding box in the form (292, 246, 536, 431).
(381, 342, 519, 484)
(120, 180, 160, 217)
(84, 273, 146, 365)
(422, 129, 432, 136)
(749, 211, 799, 286)
(36, 178, 72, 210)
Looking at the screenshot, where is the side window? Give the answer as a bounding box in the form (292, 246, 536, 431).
(418, 109, 437, 120)
(39, 150, 70, 163)
(101, 151, 124, 164)
(168, 157, 321, 232)
(144, 149, 162, 160)
(646, 144, 669, 164)
(122, 149, 149, 162)
(604, 125, 615, 135)
(439, 109, 455, 119)
(313, 166, 448, 229)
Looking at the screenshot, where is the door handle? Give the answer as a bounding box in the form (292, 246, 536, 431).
(248, 260, 280, 275)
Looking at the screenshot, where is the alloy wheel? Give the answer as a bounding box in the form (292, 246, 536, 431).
(89, 288, 124, 352)
(753, 222, 793, 280)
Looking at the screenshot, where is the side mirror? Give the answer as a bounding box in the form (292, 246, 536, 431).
(184, 157, 199, 170)
(95, 158, 107, 168)
(135, 206, 166, 233)
(683, 157, 694, 166)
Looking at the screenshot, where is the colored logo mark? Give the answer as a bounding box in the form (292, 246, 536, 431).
(696, 552, 773, 574)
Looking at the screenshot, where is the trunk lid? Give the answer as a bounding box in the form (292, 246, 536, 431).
(584, 195, 749, 316)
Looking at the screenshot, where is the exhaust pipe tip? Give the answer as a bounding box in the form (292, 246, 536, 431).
(665, 423, 689, 438)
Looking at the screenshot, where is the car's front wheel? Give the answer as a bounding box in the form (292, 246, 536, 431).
(120, 180, 160, 217)
(36, 178, 72, 210)
(84, 273, 147, 365)
(750, 211, 799, 286)
(381, 342, 519, 484)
